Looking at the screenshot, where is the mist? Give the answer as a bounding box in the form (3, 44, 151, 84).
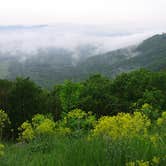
(0, 24, 163, 61)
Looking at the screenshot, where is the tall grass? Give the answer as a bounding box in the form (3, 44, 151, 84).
(1, 135, 166, 166)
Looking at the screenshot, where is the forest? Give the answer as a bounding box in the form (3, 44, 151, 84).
(0, 69, 166, 165)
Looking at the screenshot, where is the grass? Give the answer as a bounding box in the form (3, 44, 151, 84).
(1, 135, 166, 166)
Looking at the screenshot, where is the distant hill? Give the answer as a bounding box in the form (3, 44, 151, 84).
(78, 33, 166, 77)
(0, 33, 166, 87)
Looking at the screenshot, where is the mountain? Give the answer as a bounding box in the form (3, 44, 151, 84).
(78, 33, 166, 77)
(0, 33, 166, 87)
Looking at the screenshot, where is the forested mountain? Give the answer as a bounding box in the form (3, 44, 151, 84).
(0, 33, 166, 87)
(79, 33, 166, 77)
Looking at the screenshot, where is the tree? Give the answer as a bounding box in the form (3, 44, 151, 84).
(110, 69, 153, 113)
(0, 79, 13, 111)
(79, 74, 114, 117)
(8, 77, 48, 135)
(136, 89, 165, 110)
(59, 80, 83, 113)
(49, 85, 63, 121)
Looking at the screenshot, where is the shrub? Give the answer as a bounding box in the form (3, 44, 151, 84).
(57, 109, 96, 136)
(156, 111, 166, 137)
(0, 109, 10, 139)
(137, 103, 160, 120)
(92, 112, 151, 140)
(0, 143, 4, 157)
(18, 114, 55, 142)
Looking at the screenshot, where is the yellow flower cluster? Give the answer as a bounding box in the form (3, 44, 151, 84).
(126, 156, 161, 166)
(92, 112, 151, 139)
(152, 156, 160, 165)
(156, 111, 166, 137)
(67, 109, 87, 119)
(126, 160, 150, 166)
(18, 114, 55, 142)
(55, 126, 71, 136)
(18, 121, 35, 142)
(157, 111, 166, 126)
(58, 109, 96, 133)
(0, 143, 4, 157)
(149, 135, 159, 146)
(0, 109, 10, 129)
(36, 119, 55, 135)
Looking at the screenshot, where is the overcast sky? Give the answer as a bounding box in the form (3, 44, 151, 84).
(0, 0, 166, 29)
(0, 0, 165, 54)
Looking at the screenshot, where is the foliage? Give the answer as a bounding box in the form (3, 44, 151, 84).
(126, 156, 166, 166)
(92, 112, 151, 140)
(8, 77, 49, 137)
(18, 114, 55, 142)
(18, 121, 35, 142)
(79, 74, 114, 117)
(59, 80, 83, 113)
(156, 111, 166, 137)
(1, 135, 166, 166)
(0, 143, 4, 157)
(136, 104, 161, 121)
(0, 109, 10, 139)
(56, 109, 96, 136)
(136, 89, 165, 110)
(0, 79, 13, 111)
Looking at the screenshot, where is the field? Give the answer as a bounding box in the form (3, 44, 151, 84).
(1, 135, 166, 166)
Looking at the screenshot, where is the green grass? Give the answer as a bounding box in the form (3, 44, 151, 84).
(1, 135, 166, 166)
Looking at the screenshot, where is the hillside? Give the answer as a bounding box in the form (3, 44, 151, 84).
(1, 33, 166, 87)
(80, 33, 166, 77)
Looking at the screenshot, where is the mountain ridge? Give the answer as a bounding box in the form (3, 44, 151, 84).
(0, 33, 166, 87)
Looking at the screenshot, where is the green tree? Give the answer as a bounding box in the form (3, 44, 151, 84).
(0, 79, 13, 111)
(59, 80, 83, 113)
(49, 85, 63, 120)
(110, 69, 153, 113)
(136, 89, 165, 110)
(8, 77, 48, 136)
(79, 74, 115, 117)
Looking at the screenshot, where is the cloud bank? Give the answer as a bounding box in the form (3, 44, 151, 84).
(0, 24, 164, 59)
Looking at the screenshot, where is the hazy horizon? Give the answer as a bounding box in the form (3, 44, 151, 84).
(0, 0, 166, 58)
(0, 23, 162, 56)
(0, 0, 166, 28)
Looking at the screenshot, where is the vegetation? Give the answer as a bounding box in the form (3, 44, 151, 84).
(0, 69, 166, 165)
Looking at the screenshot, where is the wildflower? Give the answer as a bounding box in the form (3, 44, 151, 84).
(126, 161, 135, 166)
(0, 143, 4, 157)
(152, 156, 160, 165)
(150, 135, 158, 145)
(92, 112, 151, 139)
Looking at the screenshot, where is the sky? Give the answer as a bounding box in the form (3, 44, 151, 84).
(0, 0, 165, 55)
(0, 0, 166, 29)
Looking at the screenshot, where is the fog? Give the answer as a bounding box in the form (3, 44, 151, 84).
(0, 24, 163, 60)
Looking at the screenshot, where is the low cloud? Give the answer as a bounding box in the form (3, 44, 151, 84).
(0, 24, 163, 58)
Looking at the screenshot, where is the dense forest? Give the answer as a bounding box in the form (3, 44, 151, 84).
(0, 69, 166, 165)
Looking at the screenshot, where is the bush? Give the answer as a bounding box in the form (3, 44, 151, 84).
(156, 111, 166, 137)
(92, 112, 151, 140)
(136, 103, 161, 121)
(18, 114, 55, 142)
(0, 109, 10, 139)
(57, 109, 96, 136)
(0, 143, 4, 157)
